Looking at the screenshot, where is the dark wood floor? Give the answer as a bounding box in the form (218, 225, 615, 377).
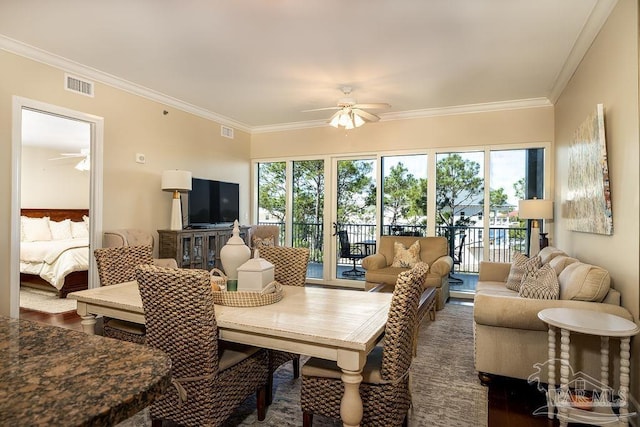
(19, 306, 571, 427)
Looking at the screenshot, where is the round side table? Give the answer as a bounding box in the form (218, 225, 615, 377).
(538, 308, 640, 427)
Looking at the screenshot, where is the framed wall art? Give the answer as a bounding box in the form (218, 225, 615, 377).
(566, 104, 613, 235)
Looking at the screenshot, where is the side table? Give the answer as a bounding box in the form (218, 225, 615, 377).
(538, 308, 640, 427)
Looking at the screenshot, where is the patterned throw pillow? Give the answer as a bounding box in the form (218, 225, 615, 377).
(391, 240, 421, 268)
(519, 263, 559, 299)
(505, 252, 541, 292)
(253, 236, 275, 248)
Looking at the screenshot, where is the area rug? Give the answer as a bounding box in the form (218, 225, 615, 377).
(19, 288, 76, 314)
(118, 303, 487, 427)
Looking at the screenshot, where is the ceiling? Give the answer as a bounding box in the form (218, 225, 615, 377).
(0, 1, 615, 133)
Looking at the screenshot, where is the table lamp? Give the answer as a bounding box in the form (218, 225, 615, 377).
(518, 198, 553, 256)
(161, 170, 192, 230)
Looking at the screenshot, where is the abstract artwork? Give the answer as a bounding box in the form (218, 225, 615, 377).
(566, 104, 613, 235)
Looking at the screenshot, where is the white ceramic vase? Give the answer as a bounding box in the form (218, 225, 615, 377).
(219, 220, 251, 280)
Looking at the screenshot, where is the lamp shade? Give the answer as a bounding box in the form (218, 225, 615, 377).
(161, 170, 192, 192)
(518, 199, 553, 220)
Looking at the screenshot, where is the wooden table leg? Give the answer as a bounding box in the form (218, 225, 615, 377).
(619, 336, 631, 426)
(76, 302, 97, 334)
(340, 369, 364, 427)
(558, 327, 570, 427)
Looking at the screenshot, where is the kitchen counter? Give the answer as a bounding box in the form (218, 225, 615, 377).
(0, 316, 171, 426)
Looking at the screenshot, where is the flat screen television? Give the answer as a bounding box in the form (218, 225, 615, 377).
(188, 178, 239, 228)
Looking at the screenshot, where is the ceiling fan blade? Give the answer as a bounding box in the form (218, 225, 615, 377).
(353, 109, 381, 122)
(352, 103, 390, 110)
(302, 106, 341, 112)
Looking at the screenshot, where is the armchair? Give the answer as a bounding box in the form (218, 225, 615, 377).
(362, 235, 453, 310)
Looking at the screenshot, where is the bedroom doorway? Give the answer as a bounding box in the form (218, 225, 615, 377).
(10, 97, 104, 318)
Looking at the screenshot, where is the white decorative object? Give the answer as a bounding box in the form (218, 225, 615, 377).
(161, 170, 192, 231)
(237, 254, 274, 292)
(219, 220, 250, 280)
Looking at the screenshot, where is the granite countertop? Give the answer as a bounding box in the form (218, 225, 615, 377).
(0, 316, 171, 426)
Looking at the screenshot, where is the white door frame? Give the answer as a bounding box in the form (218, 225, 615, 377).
(10, 96, 104, 317)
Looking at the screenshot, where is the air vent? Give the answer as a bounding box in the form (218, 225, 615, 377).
(221, 125, 234, 139)
(65, 73, 94, 97)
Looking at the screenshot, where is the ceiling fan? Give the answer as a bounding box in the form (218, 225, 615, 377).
(49, 148, 90, 171)
(303, 87, 390, 129)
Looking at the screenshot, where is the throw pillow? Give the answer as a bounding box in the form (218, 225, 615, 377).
(391, 240, 421, 268)
(49, 219, 73, 240)
(505, 252, 541, 292)
(22, 217, 52, 242)
(253, 236, 275, 248)
(519, 263, 559, 300)
(71, 221, 89, 238)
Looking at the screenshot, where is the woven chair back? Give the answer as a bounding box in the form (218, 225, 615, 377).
(381, 261, 429, 381)
(258, 246, 310, 287)
(94, 245, 153, 286)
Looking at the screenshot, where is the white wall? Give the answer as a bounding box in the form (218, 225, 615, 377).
(554, 0, 639, 396)
(0, 50, 252, 317)
(21, 146, 90, 208)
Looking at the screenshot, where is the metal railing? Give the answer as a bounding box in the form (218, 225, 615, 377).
(259, 221, 527, 273)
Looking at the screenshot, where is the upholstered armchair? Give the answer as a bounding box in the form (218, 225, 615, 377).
(362, 235, 453, 310)
(103, 229, 177, 268)
(248, 225, 280, 254)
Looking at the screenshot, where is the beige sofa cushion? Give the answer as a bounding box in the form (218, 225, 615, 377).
(538, 246, 566, 264)
(558, 262, 610, 302)
(391, 240, 421, 268)
(547, 255, 579, 275)
(376, 236, 448, 266)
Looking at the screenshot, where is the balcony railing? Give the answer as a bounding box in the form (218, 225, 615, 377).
(259, 221, 528, 274)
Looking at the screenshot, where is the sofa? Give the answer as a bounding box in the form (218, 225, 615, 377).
(473, 246, 634, 386)
(362, 235, 453, 310)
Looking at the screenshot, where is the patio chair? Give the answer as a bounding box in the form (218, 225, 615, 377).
(258, 245, 310, 404)
(449, 233, 466, 284)
(135, 264, 268, 427)
(338, 230, 366, 277)
(300, 262, 429, 427)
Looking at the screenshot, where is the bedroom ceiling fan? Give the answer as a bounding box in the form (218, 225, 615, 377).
(303, 87, 391, 129)
(49, 148, 90, 171)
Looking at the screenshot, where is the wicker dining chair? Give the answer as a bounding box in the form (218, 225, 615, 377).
(300, 262, 429, 427)
(135, 264, 269, 427)
(93, 245, 155, 344)
(258, 245, 310, 403)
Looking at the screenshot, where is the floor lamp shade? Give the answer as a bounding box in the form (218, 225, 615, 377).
(518, 199, 553, 256)
(161, 170, 192, 230)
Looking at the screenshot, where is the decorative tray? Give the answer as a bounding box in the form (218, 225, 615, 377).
(211, 281, 284, 307)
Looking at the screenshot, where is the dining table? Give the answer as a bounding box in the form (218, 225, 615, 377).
(69, 282, 393, 427)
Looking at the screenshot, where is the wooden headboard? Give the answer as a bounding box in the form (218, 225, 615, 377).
(21, 208, 89, 222)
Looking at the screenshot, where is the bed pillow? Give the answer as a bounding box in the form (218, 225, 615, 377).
(505, 252, 541, 292)
(22, 217, 52, 242)
(50, 219, 73, 240)
(519, 263, 559, 299)
(391, 240, 421, 268)
(71, 221, 89, 238)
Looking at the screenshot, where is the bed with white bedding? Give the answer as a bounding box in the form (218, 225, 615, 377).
(20, 209, 89, 298)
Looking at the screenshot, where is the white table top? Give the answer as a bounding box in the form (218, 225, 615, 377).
(70, 282, 393, 358)
(538, 307, 640, 337)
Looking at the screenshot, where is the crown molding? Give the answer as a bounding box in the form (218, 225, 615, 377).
(252, 98, 552, 134)
(548, 0, 618, 103)
(0, 35, 252, 133)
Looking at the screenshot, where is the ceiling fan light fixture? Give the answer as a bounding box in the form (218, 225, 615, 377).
(353, 112, 365, 128)
(338, 111, 351, 127)
(75, 156, 90, 171)
(329, 114, 341, 128)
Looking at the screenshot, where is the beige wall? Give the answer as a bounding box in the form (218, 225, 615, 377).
(0, 51, 251, 316)
(554, 0, 640, 395)
(252, 106, 554, 158)
(21, 146, 90, 208)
